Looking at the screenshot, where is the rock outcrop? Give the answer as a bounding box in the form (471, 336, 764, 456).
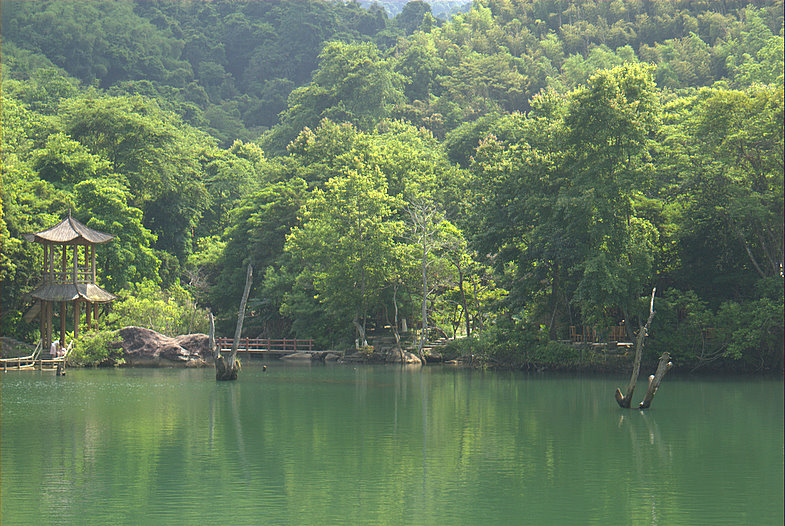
(342, 348, 423, 365)
(1, 337, 35, 358)
(115, 327, 209, 367)
(385, 350, 423, 365)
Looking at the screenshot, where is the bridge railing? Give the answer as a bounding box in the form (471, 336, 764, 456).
(216, 337, 314, 353)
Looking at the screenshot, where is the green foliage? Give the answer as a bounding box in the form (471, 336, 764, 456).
(211, 177, 309, 335)
(285, 168, 404, 339)
(1, 0, 782, 374)
(719, 7, 785, 88)
(263, 41, 405, 153)
(445, 324, 588, 369)
(4, 0, 782, 144)
(104, 281, 208, 337)
(74, 180, 160, 291)
(716, 297, 781, 365)
(70, 330, 122, 366)
(650, 281, 784, 371)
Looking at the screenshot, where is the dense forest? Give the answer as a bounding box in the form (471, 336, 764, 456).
(2, 0, 783, 371)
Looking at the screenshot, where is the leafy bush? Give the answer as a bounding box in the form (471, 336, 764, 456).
(650, 280, 784, 371)
(103, 280, 208, 336)
(714, 278, 784, 370)
(526, 340, 584, 367)
(70, 330, 122, 366)
(442, 337, 474, 360)
(648, 288, 717, 366)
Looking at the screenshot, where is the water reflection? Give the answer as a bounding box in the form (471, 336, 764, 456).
(420, 369, 428, 497)
(1, 367, 782, 525)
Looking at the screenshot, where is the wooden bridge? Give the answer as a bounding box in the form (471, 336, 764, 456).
(217, 337, 316, 356)
(1, 339, 71, 371)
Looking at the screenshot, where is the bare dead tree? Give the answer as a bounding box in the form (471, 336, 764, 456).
(208, 311, 217, 359)
(616, 287, 664, 408)
(639, 352, 673, 409)
(406, 199, 444, 361)
(216, 263, 253, 381)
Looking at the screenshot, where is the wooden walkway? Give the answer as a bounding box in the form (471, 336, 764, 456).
(1, 340, 71, 371)
(217, 337, 316, 356)
(2, 356, 68, 371)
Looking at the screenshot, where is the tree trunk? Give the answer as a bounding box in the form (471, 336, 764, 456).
(358, 210, 368, 347)
(352, 318, 367, 348)
(615, 287, 656, 408)
(548, 263, 559, 339)
(472, 278, 484, 332)
(458, 265, 470, 338)
(392, 283, 404, 363)
(639, 352, 673, 409)
(217, 263, 253, 381)
(419, 236, 428, 361)
(208, 311, 219, 360)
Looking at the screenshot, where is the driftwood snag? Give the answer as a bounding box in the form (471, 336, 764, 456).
(216, 263, 253, 381)
(616, 288, 671, 409)
(208, 311, 217, 358)
(639, 352, 673, 409)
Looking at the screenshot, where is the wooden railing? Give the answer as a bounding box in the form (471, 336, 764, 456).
(216, 337, 315, 353)
(1, 339, 72, 371)
(47, 268, 95, 283)
(569, 325, 627, 343)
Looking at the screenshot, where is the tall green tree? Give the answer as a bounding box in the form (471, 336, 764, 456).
(61, 95, 212, 261)
(263, 41, 405, 153)
(470, 64, 661, 333)
(73, 179, 159, 292)
(285, 167, 404, 345)
(211, 178, 309, 335)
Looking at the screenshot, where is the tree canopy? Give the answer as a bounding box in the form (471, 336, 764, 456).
(2, 0, 782, 371)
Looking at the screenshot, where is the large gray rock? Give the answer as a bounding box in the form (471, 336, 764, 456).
(1, 337, 35, 358)
(173, 333, 212, 358)
(281, 352, 312, 361)
(386, 350, 422, 365)
(115, 327, 208, 367)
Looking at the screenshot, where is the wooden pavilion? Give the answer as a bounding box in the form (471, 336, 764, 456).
(24, 211, 116, 351)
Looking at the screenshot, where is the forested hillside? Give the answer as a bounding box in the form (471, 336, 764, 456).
(2, 0, 783, 371)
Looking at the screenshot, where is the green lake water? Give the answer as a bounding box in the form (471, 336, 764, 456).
(1, 364, 782, 525)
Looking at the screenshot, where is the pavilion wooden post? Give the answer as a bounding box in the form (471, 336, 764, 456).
(45, 302, 53, 351)
(72, 245, 80, 339)
(60, 301, 67, 347)
(39, 301, 46, 348)
(73, 301, 80, 339)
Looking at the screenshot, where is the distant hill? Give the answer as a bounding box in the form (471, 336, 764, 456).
(357, 0, 471, 19)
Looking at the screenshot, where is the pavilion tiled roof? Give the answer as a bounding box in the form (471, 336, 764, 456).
(28, 282, 117, 303)
(23, 212, 115, 245)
